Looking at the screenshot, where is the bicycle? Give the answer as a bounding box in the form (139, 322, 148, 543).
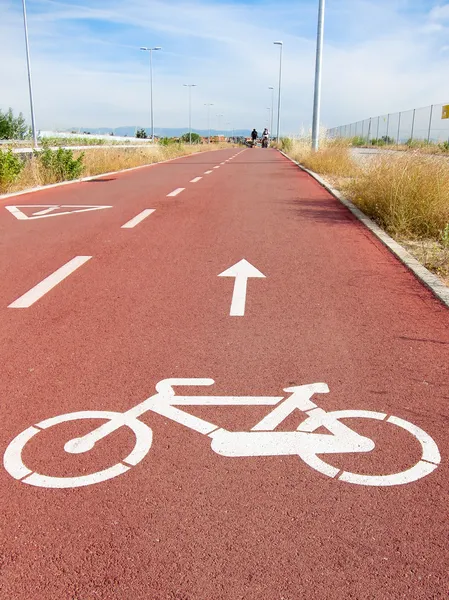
(3, 379, 440, 489)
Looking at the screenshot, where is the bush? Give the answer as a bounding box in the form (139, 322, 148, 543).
(180, 132, 202, 144)
(351, 136, 366, 147)
(136, 128, 148, 139)
(0, 150, 25, 187)
(34, 145, 84, 183)
(159, 137, 180, 146)
(0, 108, 30, 140)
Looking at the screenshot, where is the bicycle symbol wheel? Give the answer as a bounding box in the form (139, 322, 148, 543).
(298, 410, 441, 486)
(3, 411, 153, 489)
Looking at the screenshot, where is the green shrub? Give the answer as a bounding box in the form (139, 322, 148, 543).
(34, 145, 84, 183)
(438, 141, 449, 152)
(0, 108, 30, 140)
(351, 136, 367, 147)
(180, 132, 202, 144)
(0, 150, 25, 187)
(159, 137, 179, 146)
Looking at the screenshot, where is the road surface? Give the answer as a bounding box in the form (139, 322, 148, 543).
(0, 147, 448, 599)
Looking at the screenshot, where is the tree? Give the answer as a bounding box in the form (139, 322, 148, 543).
(136, 128, 148, 139)
(0, 108, 30, 140)
(180, 132, 201, 144)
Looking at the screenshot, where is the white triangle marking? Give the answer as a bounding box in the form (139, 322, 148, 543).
(5, 205, 112, 221)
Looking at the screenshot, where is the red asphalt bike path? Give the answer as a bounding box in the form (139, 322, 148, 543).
(0, 148, 448, 599)
(0, 148, 238, 307)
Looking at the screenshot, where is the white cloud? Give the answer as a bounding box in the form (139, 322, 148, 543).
(1, 0, 449, 134)
(429, 4, 449, 21)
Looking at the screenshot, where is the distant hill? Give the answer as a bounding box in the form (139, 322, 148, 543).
(66, 126, 252, 138)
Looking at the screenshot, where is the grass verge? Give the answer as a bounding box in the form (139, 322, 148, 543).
(280, 137, 449, 285)
(0, 142, 234, 195)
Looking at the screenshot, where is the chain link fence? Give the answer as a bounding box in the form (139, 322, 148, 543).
(328, 103, 449, 145)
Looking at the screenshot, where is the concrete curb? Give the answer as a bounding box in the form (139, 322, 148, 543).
(0, 147, 231, 202)
(279, 150, 449, 309)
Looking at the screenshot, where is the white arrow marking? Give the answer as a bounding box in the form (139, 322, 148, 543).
(218, 259, 266, 316)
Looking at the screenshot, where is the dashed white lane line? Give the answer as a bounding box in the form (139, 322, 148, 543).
(190, 177, 202, 183)
(167, 188, 185, 197)
(213, 166, 220, 169)
(121, 209, 155, 229)
(8, 256, 92, 309)
(204, 170, 213, 175)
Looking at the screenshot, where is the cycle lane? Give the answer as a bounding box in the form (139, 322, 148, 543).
(0, 147, 448, 599)
(0, 148, 237, 307)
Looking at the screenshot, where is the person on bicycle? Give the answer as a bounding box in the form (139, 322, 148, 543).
(251, 129, 258, 143)
(262, 128, 270, 147)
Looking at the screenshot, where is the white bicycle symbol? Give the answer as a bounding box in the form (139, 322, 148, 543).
(3, 379, 440, 489)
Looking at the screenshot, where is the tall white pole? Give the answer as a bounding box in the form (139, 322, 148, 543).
(311, 0, 326, 151)
(22, 0, 38, 147)
(183, 84, 196, 144)
(149, 49, 154, 141)
(269, 87, 274, 135)
(189, 87, 192, 144)
(141, 47, 161, 142)
(274, 42, 283, 142)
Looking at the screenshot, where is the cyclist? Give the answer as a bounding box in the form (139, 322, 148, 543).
(251, 128, 258, 147)
(262, 128, 269, 148)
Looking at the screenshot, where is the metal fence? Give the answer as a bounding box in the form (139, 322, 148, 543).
(328, 103, 449, 144)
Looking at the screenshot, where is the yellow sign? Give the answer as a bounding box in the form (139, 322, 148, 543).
(442, 105, 449, 119)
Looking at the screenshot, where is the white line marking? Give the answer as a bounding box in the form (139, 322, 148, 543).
(190, 177, 202, 183)
(5, 205, 112, 221)
(218, 259, 266, 317)
(204, 170, 213, 175)
(213, 166, 220, 169)
(33, 206, 60, 216)
(8, 256, 92, 309)
(121, 209, 155, 229)
(167, 188, 185, 197)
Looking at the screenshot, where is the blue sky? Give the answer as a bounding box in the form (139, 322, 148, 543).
(2, 0, 449, 134)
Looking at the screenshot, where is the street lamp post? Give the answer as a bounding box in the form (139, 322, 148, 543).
(273, 42, 283, 143)
(204, 103, 214, 143)
(183, 84, 197, 144)
(140, 46, 162, 142)
(268, 86, 274, 136)
(225, 122, 231, 140)
(266, 108, 271, 128)
(21, 0, 38, 147)
(311, 0, 326, 151)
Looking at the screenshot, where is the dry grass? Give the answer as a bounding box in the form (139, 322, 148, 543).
(401, 239, 449, 285)
(285, 137, 358, 178)
(344, 153, 449, 239)
(0, 143, 233, 194)
(281, 136, 449, 284)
